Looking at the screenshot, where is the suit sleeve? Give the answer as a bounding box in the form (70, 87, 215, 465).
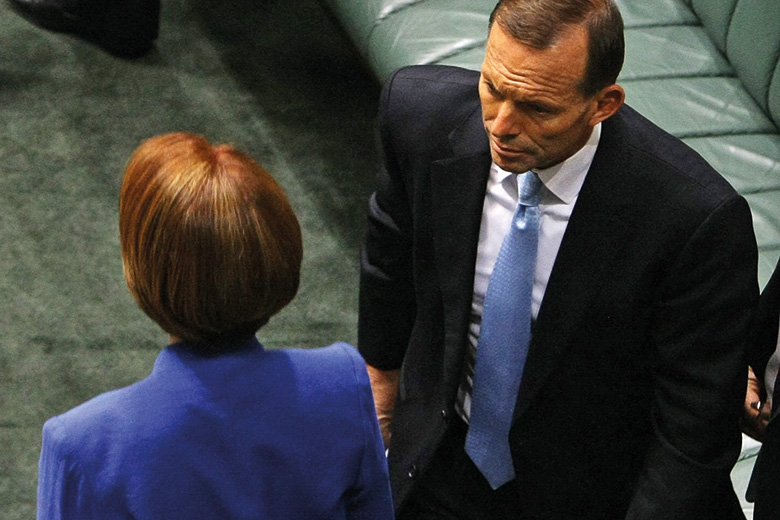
(626, 194, 758, 519)
(358, 69, 417, 370)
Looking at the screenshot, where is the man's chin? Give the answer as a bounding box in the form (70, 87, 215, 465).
(491, 151, 534, 174)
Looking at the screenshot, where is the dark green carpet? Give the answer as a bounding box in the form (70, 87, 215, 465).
(0, 0, 379, 516)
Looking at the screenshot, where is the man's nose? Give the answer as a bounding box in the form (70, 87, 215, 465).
(490, 102, 522, 137)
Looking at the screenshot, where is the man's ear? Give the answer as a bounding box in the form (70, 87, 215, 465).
(589, 84, 625, 126)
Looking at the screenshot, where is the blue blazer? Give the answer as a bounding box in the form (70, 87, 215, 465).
(37, 339, 393, 519)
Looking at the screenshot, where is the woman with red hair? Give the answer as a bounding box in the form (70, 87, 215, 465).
(36, 132, 393, 519)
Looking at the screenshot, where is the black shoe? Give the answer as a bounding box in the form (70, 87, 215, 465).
(7, 0, 160, 58)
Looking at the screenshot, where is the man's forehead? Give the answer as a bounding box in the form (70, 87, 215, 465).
(481, 24, 588, 94)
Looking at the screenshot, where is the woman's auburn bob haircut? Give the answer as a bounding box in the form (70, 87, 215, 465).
(120, 132, 303, 347)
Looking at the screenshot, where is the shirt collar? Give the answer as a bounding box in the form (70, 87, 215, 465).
(490, 123, 601, 205)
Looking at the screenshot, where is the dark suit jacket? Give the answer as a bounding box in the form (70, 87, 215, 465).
(37, 339, 393, 520)
(359, 66, 758, 519)
(747, 257, 780, 520)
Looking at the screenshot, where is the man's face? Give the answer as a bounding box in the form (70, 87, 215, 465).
(480, 23, 602, 173)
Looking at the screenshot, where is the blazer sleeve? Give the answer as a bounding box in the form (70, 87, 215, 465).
(37, 417, 96, 520)
(358, 69, 418, 370)
(626, 194, 758, 519)
(340, 344, 395, 519)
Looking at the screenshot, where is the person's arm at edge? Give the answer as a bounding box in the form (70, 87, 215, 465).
(742, 365, 769, 441)
(742, 261, 780, 442)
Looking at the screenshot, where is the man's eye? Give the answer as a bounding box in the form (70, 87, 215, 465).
(484, 81, 500, 96)
(530, 104, 555, 116)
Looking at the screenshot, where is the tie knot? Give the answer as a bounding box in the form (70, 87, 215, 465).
(519, 172, 542, 206)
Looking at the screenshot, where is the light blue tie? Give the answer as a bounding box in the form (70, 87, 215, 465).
(465, 171, 542, 490)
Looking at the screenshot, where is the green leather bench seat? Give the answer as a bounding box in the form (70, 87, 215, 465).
(621, 26, 733, 80)
(365, 0, 490, 81)
(623, 78, 775, 136)
(322, 0, 491, 78)
(617, 0, 699, 27)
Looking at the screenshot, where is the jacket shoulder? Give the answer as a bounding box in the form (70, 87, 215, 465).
(388, 65, 480, 87)
(605, 105, 741, 203)
(381, 65, 482, 134)
(282, 342, 369, 391)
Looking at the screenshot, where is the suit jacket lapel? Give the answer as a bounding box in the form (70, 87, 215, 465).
(514, 115, 634, 419)
(431, 107, 492, 398)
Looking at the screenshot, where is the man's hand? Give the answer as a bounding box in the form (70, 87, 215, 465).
(366, 365, 400, 448)
(742, 366, 770, 441)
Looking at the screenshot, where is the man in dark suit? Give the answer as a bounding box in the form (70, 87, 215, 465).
(744, 258, 780, 519)
(358, 0, 758, 518)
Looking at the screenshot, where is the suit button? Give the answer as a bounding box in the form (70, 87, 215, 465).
(440, 409, 448, 419)
(407, 464, 418, 479)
